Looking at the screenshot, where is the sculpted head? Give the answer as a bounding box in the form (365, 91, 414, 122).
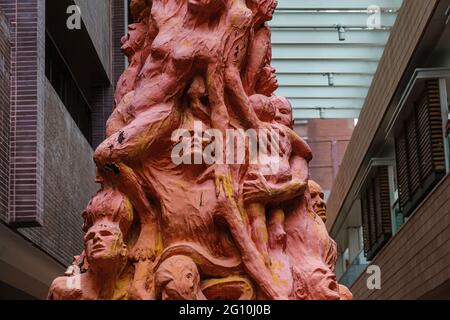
(84, 219, 127, 271)
(308, 180, 327, 223)
(249, 94, 276, 122)
(270, 96, 293, 128)
(248, 0, 278, 22)
(121, 23, 147, 58)
(155, 255, 204, 300)
(256, 65, 278, 96)
(82, 188, 134, 271)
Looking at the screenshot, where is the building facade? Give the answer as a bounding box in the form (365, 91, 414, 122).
(0, 0, 128, 299)
(328, 0, 450, 299)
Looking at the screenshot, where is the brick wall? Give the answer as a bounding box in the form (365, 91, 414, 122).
(18, 80, 98, 266)
(0, 0, 46, 226)
(350, 174, 450, 299)
(0, 10, 10, 222)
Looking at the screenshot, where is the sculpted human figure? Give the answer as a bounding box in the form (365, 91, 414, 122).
(48, 188, 132, 300)
(154, 255, 206, 300)
(284, 193, 340, 300)
(243, 0, 278, 96)
(94, 0, 228, 264)
(49, 0, 352, 301)
(243, 95, 311, 266)
(308, 180, 353, 300)
(267, 208, 293, 297)
(112, 0, 157, 111)
(218, 0, 278, 130)
(112, 23, 147, 113)
(95, 0, 290, 300)
(282, 180, 349, 300)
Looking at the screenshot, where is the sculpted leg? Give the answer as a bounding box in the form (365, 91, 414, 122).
(246, 202, 270, 267)
(215, 194, 286, 300)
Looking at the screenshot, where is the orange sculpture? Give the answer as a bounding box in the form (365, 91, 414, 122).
(48, 0, 352, 300)
(307, 180, 353, 300)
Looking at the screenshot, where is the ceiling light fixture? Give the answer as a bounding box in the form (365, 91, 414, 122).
(323, 73, 335, 86)
(336, 24, 346, 41)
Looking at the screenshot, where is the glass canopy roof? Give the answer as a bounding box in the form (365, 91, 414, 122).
(270, 0, 404, 119)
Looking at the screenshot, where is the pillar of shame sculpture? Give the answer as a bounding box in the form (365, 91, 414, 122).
(48, 0, 352, 300)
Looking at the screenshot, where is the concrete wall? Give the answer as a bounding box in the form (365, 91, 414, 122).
(18, 80, 98, 266)
(0, 10, 9, 223)
(75, 0, 112, 81)
(0, 222, 65, 299)
(350, 174, 450, 299)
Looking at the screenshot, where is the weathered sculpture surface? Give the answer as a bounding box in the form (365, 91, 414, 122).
(49, 0, 352, 300)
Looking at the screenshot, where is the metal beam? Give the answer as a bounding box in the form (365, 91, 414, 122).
(270, 11, 398, 28)
(276, 73, 374, 87)
(293, 108, 361, 119)
(272, 59, 379, 74)
(272, 44, 384, 60)
(288, 98, 365, 109)
(271, 29, 390, 45)
(277, 0, 403, 10)
(278, 86, 369, 99)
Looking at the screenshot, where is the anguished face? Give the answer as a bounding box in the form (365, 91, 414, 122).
(308, 180, 327, 223)
(84, 220, 125, 266)
(271, 96, 293, 128)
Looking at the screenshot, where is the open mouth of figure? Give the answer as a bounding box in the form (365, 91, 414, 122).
(316, 210, 326, 217)
(92, 244, 105, 252)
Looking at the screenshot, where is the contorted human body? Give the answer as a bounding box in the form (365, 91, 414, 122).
(48, 188, 133, 300)
(49, 0, 351, 301)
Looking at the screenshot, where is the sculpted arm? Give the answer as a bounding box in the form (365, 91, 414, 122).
(243, 26, 271, 96)
(284, 126, 313, 162)
(216, 196, 286, 299)
(243, 155, 309, 204)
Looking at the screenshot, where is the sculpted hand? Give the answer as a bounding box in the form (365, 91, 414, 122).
(198, 163, 234, 200)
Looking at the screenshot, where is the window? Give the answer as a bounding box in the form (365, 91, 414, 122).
(45, 32, 93, 145)
(394, 79, 447, 217)
(360, 165, 393, 260)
